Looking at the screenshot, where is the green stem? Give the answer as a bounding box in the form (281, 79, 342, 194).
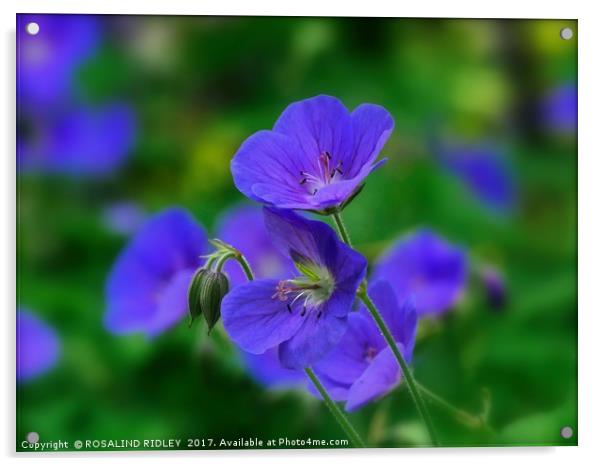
(234, 253, 254, 281)
(332, 210, 438, 445)
(331, 211, 352, 246)
(205, 256, 217, 269)
(358, 290, 439, 446)
(305, 368, 365, 448)
(416, 382, 494, 434)
(215, 252, 236, 272)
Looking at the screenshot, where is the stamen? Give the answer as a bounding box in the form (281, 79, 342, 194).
(297, 152, 344, 195)
(364, 346, 377, 362)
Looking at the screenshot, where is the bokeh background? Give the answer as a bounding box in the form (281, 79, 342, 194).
(16, 15, 577, 449)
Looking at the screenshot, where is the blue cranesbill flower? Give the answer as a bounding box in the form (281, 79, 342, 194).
(221, 207, 367, 369)
(104, 208, 207, 337)
(231, 95, 394, 212)
(373, 229, 467, 318)
(18, 103, 137, 175)
(216, 204, 295, 287)
(437, 142, 516, 215)
(17, 309, 61, 383)
(541, 83, 577, 136)
(17, 14, 100, 109)
(312, 281, 417, 411)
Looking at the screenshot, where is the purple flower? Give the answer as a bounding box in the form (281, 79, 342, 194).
(373, 229, 468, 318)
(240, 347, 305, 389)
(104, 208, 207, 337)
(312, 281, 417, 411)
(541, 83, 577, 135)
(438, 143, 516, 215)
(17, 14, 100, 108)
(17, 309, 61, 383)
(221, 207, 367, 369)
(216, 204, 295, 287)
(102, 201, 147, 236)
(18, 103, 137, 175)
(231, 95, 394, 212)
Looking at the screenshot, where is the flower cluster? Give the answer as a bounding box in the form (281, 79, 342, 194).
(102, 95, 473, 415)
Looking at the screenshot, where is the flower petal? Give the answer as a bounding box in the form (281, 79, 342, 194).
(349, 103, 394, 176)
(231, 130, 309, 206)
(147, 268, 195, 336)
(104, 208, 207, 335)
(279, 312, 347, 369)
(263, 207, 367, 294)
(262, 207, 326, 265)
(240, 347, 305, 389)
(306, 372, 351, 402)
(217, 205, 295, 287)
(313, 311, 377, 385)
(346, 345, 401, 411)
(273, 95, 353, 168)
(373, 228, 468, 317)
(368, 280, 417, 359)
(17, 309, 61, 382)
(221, 279, 305, 354)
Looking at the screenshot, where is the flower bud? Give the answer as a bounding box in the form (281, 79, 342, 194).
(188, 268, 230, 333)
(481, 267, 507, 311)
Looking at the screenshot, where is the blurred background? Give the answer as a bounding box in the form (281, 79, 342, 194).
(16, 15, 577, 449)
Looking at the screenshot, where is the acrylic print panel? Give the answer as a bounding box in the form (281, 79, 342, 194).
(16, 14, 577, 451)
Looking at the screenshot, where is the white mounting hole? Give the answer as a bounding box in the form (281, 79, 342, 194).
(26, 22, 40, 36)
(560, 27, 573, 40)
(560, 426, 573, 439)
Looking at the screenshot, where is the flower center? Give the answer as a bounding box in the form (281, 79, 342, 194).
(271, 265, 335, 319)
(299, 151, 344, 195)
(364, 346, 377, 362)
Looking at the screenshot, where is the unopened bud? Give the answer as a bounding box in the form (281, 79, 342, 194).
(188, 268, 229, 333)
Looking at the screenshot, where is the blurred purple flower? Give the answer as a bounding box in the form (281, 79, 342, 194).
(231, 95, 393, 212)
(104, 208, 207, 337)
(221, 207, 367, 369)
(102, 201, 147, 236)
(18, 103, 137, 175)
(438, 143, 516, 215)
(17, 14, 100, 108)
(373, 229, 468, 318)
(312, 281, 417, 411)
(216, 205, 295, 287)
(481, 266, 507, 311)
(17, 309, 61, 383)
(240, 348, 305, 389)
(541, 83, 577, 135)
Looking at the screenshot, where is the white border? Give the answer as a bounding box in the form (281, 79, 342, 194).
(3, 1, 600, 465)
